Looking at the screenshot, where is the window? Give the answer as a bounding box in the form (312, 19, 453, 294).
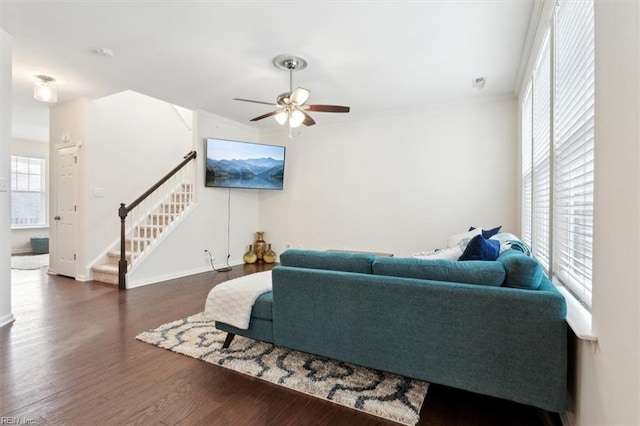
(521, 87, 533, 248)
(520, 0, 594, 308)
(553, 0, 595, 307)
(532, 41, 551, 273)
(11, 155, 46, 227)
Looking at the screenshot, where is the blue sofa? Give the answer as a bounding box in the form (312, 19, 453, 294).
(215, 247, 567, 413)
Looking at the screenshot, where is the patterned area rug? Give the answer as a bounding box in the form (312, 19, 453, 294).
(136, 313, 429, 425)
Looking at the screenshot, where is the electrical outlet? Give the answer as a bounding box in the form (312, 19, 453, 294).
(204, 249, 214, 261)
(285, 242, 292, 249)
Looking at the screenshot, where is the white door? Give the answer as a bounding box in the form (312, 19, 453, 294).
(55, 145, 78, 278)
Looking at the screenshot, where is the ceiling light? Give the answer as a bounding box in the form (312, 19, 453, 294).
(274, 110, 288, 125)
(33, 75, 57, 103)
(289, 110, 305, 128)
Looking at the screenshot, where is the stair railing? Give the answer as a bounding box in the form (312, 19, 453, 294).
(118, 150, 197, 289)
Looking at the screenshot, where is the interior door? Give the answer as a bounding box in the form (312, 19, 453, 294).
(55, 145, 78, 278)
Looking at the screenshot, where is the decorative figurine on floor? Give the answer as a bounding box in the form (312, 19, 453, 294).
(254, 231, 267, 261)
(263, 244, 276, 264)
(243, 244, 257, 264)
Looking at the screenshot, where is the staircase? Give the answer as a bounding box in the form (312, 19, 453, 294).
(91, 184, 193, 285)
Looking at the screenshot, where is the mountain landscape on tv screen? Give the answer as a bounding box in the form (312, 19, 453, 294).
(206, 157, 284, 189)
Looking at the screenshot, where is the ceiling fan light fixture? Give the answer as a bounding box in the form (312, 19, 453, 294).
(234, 54, 350, 131)
(274, 110, 288, 125)
(289, 109, 305, 128)
(290, 87, 310, 105)
(33, 75, 57, 103)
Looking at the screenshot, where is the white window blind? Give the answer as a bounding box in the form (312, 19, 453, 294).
(11, 155, 46, 227)
(553, 0, 595, 307)
(531, 41, 551, 273)
(521, 88, 533, 248)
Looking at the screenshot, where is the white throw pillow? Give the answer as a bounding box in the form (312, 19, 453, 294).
(446, 228, 482, 248)
(413, 245, 463, 261)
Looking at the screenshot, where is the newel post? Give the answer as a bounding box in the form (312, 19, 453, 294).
(118, 203, 128, 290)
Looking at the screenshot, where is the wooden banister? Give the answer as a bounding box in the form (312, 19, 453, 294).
(117, 150, 197, 289)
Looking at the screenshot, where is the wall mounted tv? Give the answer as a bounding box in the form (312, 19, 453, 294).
(205, 138, 286, 190)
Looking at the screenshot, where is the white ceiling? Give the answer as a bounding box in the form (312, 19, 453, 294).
(1, 1, 534, 143)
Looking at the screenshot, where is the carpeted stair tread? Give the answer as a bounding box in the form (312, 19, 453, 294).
(92, 263, 118, 273)
(92, 183, 193, 285)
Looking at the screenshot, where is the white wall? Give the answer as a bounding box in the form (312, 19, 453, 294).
(82, 91, 193, 280)
(572, 2, 640, 425)
(259, 99, 517, 258)
(128, 110, 261, 287)
(48, 91, 194, 280)
(10, 138, 49, 254)
(0, 27, 13, 327)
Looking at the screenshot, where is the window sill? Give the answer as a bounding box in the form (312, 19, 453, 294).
(11, 225, 49, 231)
(554, 283, 597, 342)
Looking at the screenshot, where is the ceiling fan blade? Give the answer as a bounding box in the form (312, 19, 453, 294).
(306, 104, 350, 113)
(302, 111, 316, 127)
(233, 98, 277, 106)
(290, 87, 311, 105)
(250, 110, 279, 122)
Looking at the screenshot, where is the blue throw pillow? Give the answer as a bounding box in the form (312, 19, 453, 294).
(468, 225, 502, 239)
(458, 234, 500, 261)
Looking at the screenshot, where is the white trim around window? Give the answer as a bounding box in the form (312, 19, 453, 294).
(519, 0, 596, 341)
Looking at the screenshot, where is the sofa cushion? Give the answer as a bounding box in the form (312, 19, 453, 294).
(279, 249, 374, 274)
(372, 257, 505, 287)
(496, 249, 544, 290)
(458, 234, 501, 261)
(251, 291, 273, 320)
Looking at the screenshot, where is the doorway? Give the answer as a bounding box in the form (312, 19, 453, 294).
(54, 144, 78, 278)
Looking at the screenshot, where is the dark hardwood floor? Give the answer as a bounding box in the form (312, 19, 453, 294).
(1, 264, 554, 425)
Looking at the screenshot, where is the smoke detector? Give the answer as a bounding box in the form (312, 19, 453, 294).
(95, 47, 114, 58)
(472, 77, 486, 89)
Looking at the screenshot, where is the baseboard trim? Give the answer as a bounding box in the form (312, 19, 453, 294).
(0, 313, 16, 328)
(11, 249, 33, 255)
(76, 273, 90, 282)
(126, 259, 243, 289)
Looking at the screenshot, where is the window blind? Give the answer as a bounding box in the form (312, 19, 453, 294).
(532, 42, 552, 273)
(521, 89, 533, 248)
(553, 0, 594, 307)
(11, 155, 46, 227)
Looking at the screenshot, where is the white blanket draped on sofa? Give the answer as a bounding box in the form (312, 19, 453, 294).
(204, 271, 272, 329)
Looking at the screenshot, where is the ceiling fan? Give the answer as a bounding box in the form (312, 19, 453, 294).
(233, 55, 350, 130)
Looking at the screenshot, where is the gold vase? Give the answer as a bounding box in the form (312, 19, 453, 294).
(243, 244, 257, 264)
(263, 244, 276, 264)
(254, 231, 267, 262)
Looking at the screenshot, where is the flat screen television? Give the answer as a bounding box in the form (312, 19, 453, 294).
(205, 138, 286, 190)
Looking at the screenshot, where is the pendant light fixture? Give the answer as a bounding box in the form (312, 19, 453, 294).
(33, 75, 57, 103)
